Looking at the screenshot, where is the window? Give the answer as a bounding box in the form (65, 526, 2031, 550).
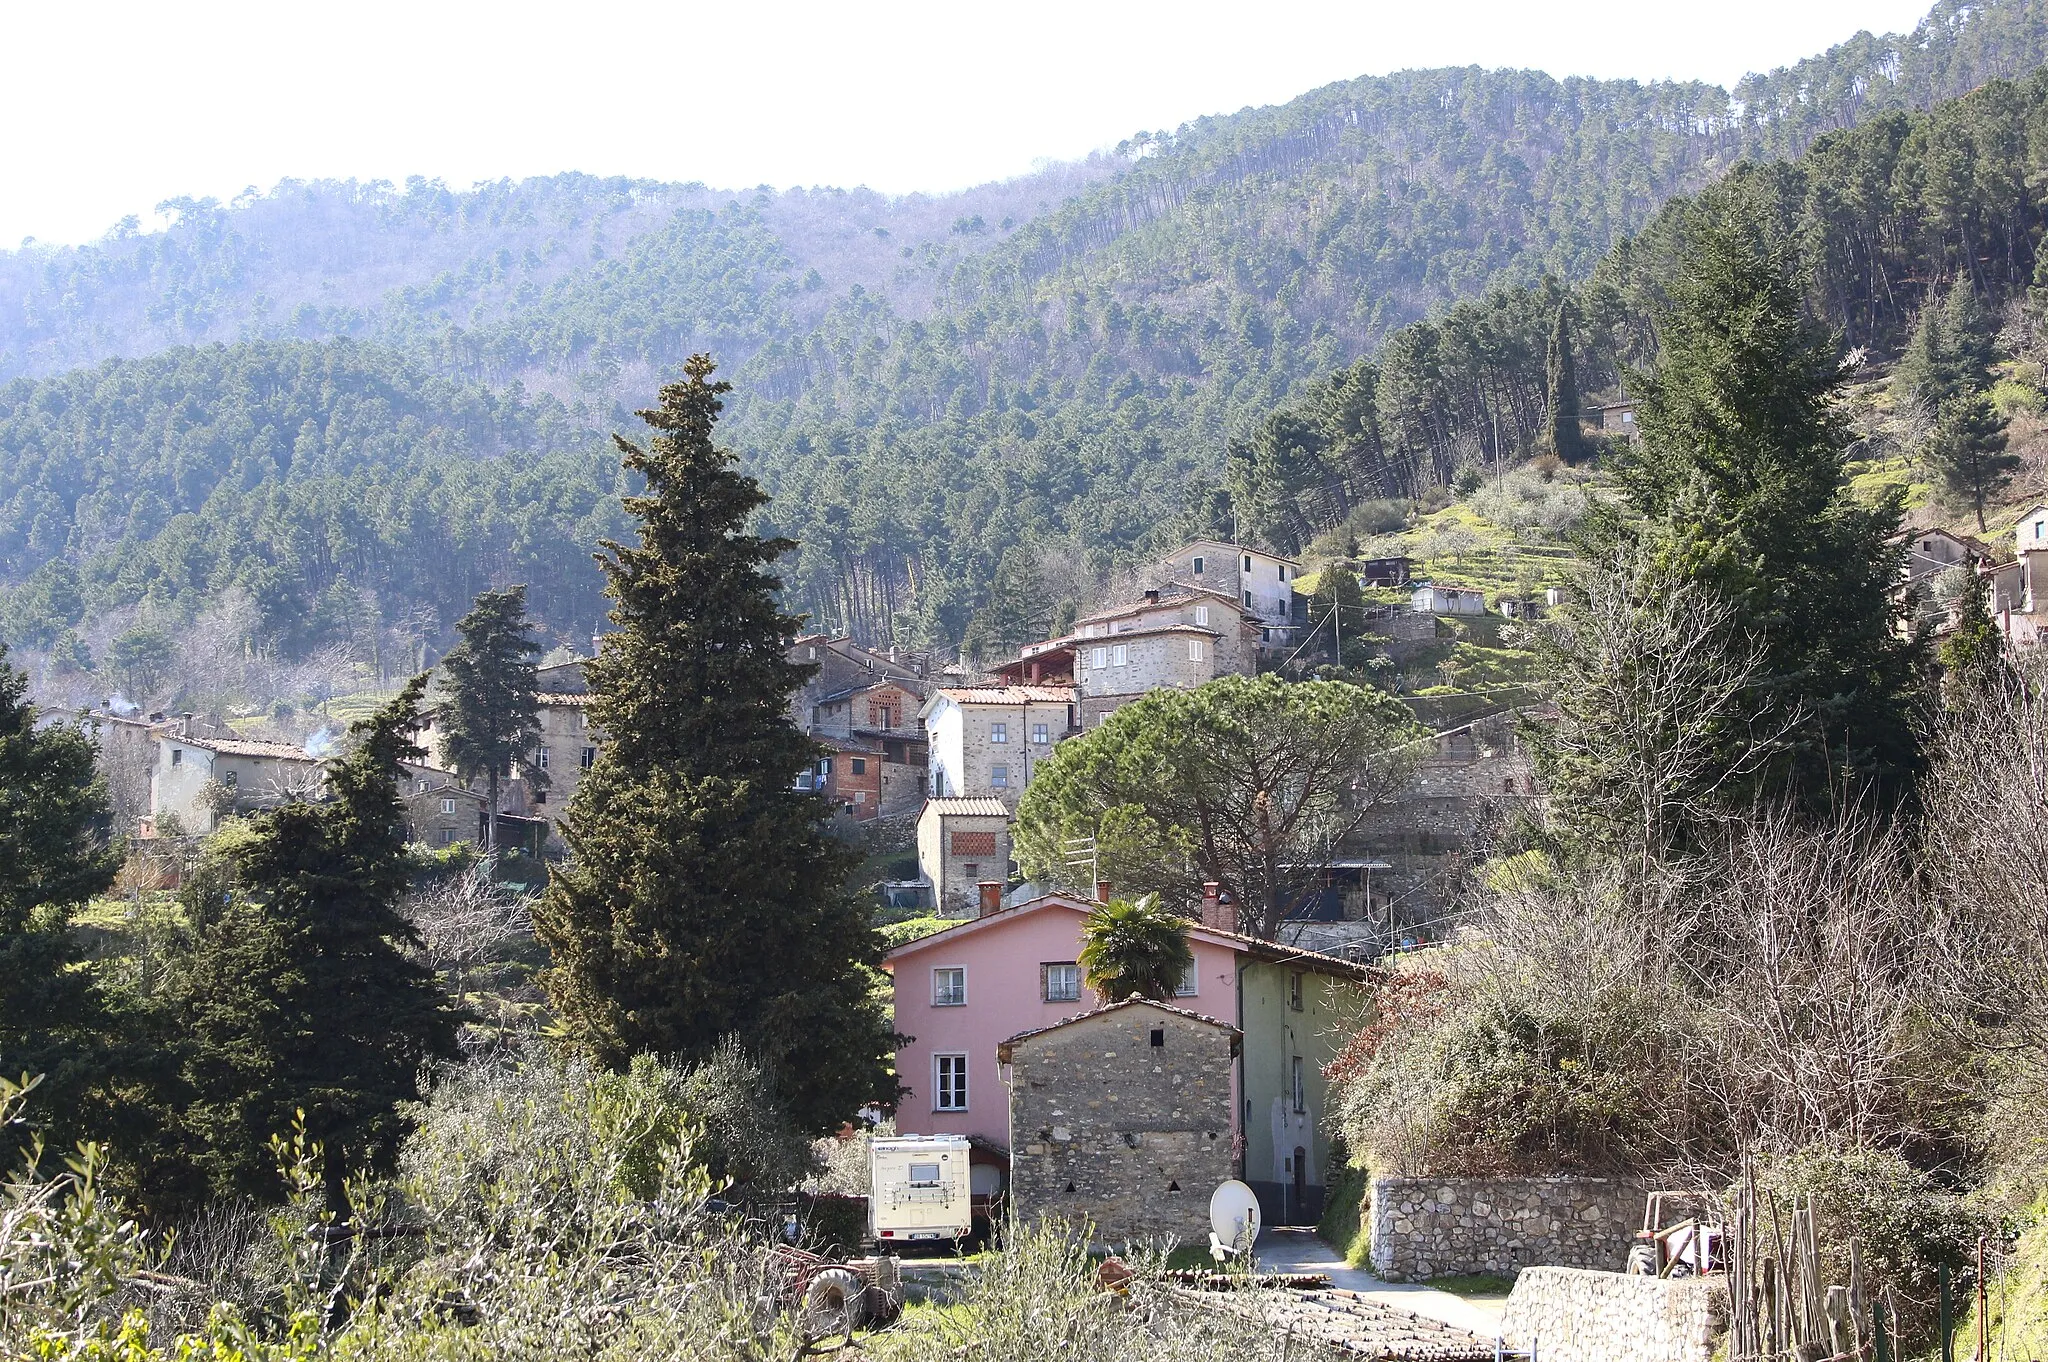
(1175, 961, 1199, 997)
(1244, 554, 1253, 573)
(1289, 971, 1305, 1012)
(1244, 591, 1254, 608)
(878, 706, 893, 728)
(536, 747, 549, 770)
(851, 757, 866, 775)
(1031, 723, 1049, 744)
(581, 747, 597, 770)
(990, 764, 1008, 789)
(935, 1055, 968, 1111)
(2036, 519, 2045, 541)
(962, 862, 979, 881)
(908, 1161, 942, 1186)
(1090, 646, 1108, 668)
(990, 723, 1008, 744)
(1150, 1028, 1165, 1047)
(1111, 644, 1127, 666)
(1291, 1056, 1306, 1113)
(171, 749, 182, 767)
(440, 798, 456, 815)
(221, 770, 237, 789)
(417, 779, 429, 793)
(1192, 555, 1205, 575)
(1188, 639, 1205, 662)
(1194, 605, 1210, 626)
(1043, 962, 1080, 1002)
(933, 968, 966, 1006)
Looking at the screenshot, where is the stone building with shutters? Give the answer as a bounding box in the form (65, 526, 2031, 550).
(399, 763, 488, 847)
(999, 997, 1239, 1248)
(916, 797, 1013, 916)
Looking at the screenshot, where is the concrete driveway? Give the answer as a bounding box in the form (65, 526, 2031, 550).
(1253, 1227, 1510, 1339)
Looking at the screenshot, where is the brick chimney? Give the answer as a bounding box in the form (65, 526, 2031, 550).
(1096, 879, 1112, 904)
(978, 881, 1003, 919)
(1143, 589, 1160, 604)
(1201, 882, 1233, 933)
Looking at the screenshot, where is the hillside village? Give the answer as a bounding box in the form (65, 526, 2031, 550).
(13, 4, 2048, 1361)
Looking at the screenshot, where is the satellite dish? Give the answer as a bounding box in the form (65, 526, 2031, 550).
(1209, 1180, 1262, 1256)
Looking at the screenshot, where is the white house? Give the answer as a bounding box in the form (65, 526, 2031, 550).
(920, 686, 1076, 810)
(151, 732, 323, 835)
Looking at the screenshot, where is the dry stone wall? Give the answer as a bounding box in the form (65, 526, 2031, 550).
(1502, 1266, 1728, 1362)
(1368, 1175, 1643, 1281)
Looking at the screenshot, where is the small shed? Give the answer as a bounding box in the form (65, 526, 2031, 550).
(1000, 997, 1239, 1249)
(916, 798, 1013, 917)
(1410, 584, 1487, 615)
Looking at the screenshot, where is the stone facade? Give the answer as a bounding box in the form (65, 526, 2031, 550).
(400, 765, 486, 847)
(916, 798, 1014, 916)
(1151, 538, 1301, 646)
(1001, 1000, 1239, 1249)
(1367, 1175, 1645, 1281)
(923, 686, 1075, 808)
(1501, 1266, 1728, 1362)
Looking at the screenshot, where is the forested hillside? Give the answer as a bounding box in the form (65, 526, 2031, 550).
(5, 0, 2048, 669)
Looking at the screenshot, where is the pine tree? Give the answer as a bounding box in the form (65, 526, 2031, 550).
(1925, 392, 2017, 531)
(169, 676, 459, 1211)
(0, 647, 119, 1150)
(1543, 299, 1592, 463)
(1601, 207, 1925, 817)
(433, 585, 546, 848)
(532, 356, 894, 1134)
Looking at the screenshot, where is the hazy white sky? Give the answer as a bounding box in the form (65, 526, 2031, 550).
(2, 0, 1935, 247)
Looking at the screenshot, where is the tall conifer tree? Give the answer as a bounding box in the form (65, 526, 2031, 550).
(533, 356, 893, 1133)
(169, 677, 458, 1211)
(1543, 298, 1592, 463)
(433, 585, 546, 848)
(0, 647, 118, 1150)
(1592, 208, 1925, 815)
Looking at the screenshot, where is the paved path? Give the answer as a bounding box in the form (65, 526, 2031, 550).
(1253, 1227, 1509, 1339)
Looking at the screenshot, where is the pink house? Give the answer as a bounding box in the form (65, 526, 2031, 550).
(883, 887, 1374, 1225)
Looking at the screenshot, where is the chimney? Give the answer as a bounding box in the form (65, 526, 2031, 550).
(1201, 882, 1232, 933)
(1143, 589, 1160, 604)
(978, 881, 1003, 918)
(1096, 879, 1113, 904)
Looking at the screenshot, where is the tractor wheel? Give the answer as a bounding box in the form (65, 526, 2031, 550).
(1625, 1244, 1658, 1276)
(1668, 1260, 1695, 1279)
(803, 1267, 867, 1338)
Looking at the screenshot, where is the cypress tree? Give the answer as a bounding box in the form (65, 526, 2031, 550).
(1604, 207, 1925, 815)
(169, 676, 459, 1211)
(1925, 391, 2017, 530)
(0, 647, 119, 1149)
(432, 584, 546, 848)
(532, 356, 894, 1134)
(1543, 299, 1592, 463)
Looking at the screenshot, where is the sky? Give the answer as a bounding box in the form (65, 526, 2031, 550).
(2, 0, 1937, 248)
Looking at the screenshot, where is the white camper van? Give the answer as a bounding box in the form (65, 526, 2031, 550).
(869, 1135, 972, 1247)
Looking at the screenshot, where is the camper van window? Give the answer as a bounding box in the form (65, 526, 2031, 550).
(908, 1163, 941, 1186)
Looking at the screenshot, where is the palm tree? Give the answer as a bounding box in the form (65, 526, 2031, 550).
(1077, 894, 1194, 1003)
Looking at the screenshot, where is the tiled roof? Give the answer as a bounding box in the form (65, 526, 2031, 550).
(932, 685, 1075, 706)
(536, 692, 591, 706)
(1074, 622, 1222, 642)
(920, 797, 1011, 818)
(175, 735, 318, 760)
(1074, 585, 1245, 629)
(998, 996, 1240, 1055)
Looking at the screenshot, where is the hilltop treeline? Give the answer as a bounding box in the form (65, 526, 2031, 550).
(5, 0, 2048, 659)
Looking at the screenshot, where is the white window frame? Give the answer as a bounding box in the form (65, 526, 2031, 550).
(1090, 646, 1108, 668)
(1175, 960, 1199, 997)
(440, 797, 456, 815)
(1111, 643, 1128, 666)
(1291, 1055, 1306, 1113)
(990, 722, 1008, 744)
(537, 747, 549, 770)
(1194, 604, 1209, 626)
(934, 1054, 969, 1111)
(932, 967, 966, 1007)
(990, 765, 1008, 789)
(1043, 962, 1081, 1003)
(1188, 639, 1205, 661)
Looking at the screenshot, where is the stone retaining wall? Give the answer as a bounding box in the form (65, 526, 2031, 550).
(1501, 1266, 1728, 1362)
(1367, 1175, 1642, 1281)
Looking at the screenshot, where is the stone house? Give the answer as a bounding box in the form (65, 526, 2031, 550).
(1150, 539, 1302, 650)
(1411, 584, 1487, 615)
(787, 634, 929, 733)
(916, 798, 1014, 916)
(1070, 587, 1259, 726)
(809, 736, 885, 819)
(885, 889, 1373, 1225)
(1000, 998, 1240, 1248)
(416, 663, 602, 854)
(921, 685, 1076, 807)
(400, 764, 487, 847)
(150, 732, 323, 836)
